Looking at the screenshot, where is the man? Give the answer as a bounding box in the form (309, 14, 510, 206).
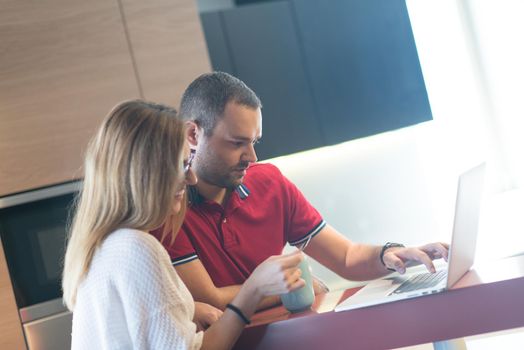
(153, 72, 449, 311)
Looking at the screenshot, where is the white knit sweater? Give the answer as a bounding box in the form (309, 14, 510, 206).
(71, 228, 203, 350)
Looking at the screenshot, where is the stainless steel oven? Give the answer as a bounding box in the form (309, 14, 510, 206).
(0, 182, 81, 350)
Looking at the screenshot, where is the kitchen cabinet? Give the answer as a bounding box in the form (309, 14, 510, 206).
(202, 1, 325, 160)
(200, 11, 236, 75)
(200, 0, 432, 158)
(0, 0, 210, 196)
(119, 0, 211, 106)
(0, 0, 139, 196)
(292, 0, 432, 145)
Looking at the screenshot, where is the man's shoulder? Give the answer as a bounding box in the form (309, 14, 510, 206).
(242, 163, 290, 196)
(246, 162, 283, 178)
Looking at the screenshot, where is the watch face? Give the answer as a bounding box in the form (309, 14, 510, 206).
(387, 243, 405, 249)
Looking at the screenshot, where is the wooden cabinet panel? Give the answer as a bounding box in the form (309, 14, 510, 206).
(0, 0, 140, 196)
(120, 0, 211, 107)
(0, 240, 26, 349)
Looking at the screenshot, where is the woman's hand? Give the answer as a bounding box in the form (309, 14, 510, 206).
(244, 250, 305, 299)
(193, 301, 223, 331)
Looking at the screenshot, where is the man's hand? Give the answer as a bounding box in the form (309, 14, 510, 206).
(382, 242, 449, 274)
(193, 301, 223, 331)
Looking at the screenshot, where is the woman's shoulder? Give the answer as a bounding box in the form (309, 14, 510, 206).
(105, 228, 160, 250)
(98, 228, 168, 270)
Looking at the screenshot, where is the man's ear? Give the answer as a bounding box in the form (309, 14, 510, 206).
(186, 121, 200, 147)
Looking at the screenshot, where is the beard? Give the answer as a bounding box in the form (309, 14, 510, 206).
(195, 153, 249, 189)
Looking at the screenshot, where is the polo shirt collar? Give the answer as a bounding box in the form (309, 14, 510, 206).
(187, 183, 250, 205)
(235, 183, 250, 199)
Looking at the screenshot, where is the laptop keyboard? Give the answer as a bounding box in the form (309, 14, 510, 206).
(391, 269, 447, 295)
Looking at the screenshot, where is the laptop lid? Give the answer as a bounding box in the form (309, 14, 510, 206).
(446, 162, 485, 288)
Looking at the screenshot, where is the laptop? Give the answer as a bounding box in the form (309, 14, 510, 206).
(335, 162, 486, 312)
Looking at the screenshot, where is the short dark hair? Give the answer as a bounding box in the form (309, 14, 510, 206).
(180, 72, 262, 136)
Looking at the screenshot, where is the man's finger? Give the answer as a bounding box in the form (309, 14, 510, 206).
(413, 251, 436, 273)
(385, 254, 407, 274)
(422, 243, 449, 262)
(434, 244, 449, 262)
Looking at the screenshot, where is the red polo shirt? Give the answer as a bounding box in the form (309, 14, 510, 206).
(153, 163, 325, 288)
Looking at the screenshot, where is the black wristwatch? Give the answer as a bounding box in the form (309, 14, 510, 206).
(379, 242, 405, 271)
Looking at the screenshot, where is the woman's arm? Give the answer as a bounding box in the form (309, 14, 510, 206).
(200, 251, 304, 350)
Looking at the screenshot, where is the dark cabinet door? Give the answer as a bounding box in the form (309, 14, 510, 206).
(292, 0, 432, 145)
(200, 0, 432, 158)
(200, 11, 236, 75)
(202, 1, 325, 160)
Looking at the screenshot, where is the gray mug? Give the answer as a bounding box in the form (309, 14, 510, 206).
(280, 256, 315, 313)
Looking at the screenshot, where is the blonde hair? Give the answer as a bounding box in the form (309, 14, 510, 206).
(62, 100, 186, 310)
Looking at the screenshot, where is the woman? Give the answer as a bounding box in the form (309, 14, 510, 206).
(62, 100, 304, 349)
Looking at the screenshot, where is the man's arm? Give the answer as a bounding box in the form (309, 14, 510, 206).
(303, 224, 449, 280)
(174, 259, 281, 311)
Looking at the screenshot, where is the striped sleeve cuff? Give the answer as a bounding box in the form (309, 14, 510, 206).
(289, 220, 327, 246)
(171, 253, 198, 266)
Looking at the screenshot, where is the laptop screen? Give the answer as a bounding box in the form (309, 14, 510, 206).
(446, 162, 486, 288)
